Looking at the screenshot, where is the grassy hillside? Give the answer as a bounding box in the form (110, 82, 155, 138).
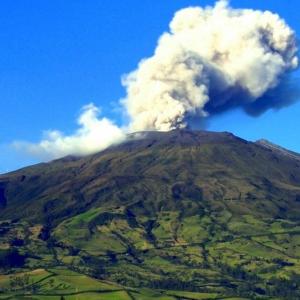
(0, 130, 300, 299)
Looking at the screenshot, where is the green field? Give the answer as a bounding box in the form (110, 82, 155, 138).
(1, 211, 300, 299)
(0, 267, 226, 300)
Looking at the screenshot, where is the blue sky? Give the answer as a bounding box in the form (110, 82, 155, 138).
(0, 0, 299, 173)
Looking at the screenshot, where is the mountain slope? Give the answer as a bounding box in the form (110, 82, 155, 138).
(256, 139, 300, 162)
(1, 130, 300, 299)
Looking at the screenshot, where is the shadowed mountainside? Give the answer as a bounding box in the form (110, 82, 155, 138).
(1, 130, 300, 223)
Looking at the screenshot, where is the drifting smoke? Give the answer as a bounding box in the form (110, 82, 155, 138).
(13, 104, 125, 159)
(15, 0, 298, 159)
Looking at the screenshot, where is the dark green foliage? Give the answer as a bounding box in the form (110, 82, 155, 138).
(9, 237, 25, 247)
(0, 248, 27, 268)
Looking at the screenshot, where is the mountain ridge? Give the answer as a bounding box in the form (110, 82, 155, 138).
(256, 138, 300, 162)
(3, 130, 300, 177)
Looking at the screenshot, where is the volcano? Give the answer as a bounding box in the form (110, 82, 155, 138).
(1, 130, 300, 299)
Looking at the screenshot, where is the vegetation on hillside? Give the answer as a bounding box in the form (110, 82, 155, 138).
(1, 130, 300, 299)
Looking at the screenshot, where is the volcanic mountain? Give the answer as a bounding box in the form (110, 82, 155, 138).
(1, 130, 300, 299)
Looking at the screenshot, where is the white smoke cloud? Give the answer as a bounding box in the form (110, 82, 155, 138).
(13, 0, 298, 160)
(13, 104, 125, 160)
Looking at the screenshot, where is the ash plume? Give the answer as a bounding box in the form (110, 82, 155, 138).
(14, 0, 298, 159)
(123, 0, 298, 131)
